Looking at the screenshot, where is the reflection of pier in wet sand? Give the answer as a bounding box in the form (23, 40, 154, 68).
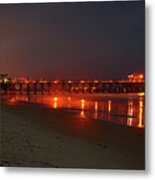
(5, 93, 144, 129)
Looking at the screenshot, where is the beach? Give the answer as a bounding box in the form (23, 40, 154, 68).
(0, 100, 145, 169)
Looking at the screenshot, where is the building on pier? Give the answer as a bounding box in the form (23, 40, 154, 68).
(0, 74, 10, 83)
(127, 72, 144, 82)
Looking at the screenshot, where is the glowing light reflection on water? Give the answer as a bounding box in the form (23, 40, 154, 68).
(5, 94, 145, 128)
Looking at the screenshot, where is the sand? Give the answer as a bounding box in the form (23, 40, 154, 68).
(0, 101, 145, 170)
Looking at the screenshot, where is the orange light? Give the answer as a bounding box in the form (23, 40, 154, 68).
(91, 86, 96, 93)
(54, 80, 58, 84)
(67, 97, 71, 108)
(81, 99, 85, 103)
(127, 100, 133, 126)
(53, 102, 57, 109)
(80, 110, 85, 118)
(53, 97, 58, 109)
(107, 100, 112, 120)
(54, 97, 58, 101)
(25, 80, 29, 84)
(81, 99, 85, 110)
(80, 80, 85, 83)
(128, 74, 133, 81)
(7, 97, 17, 105)
(4, 78, 9, 83)
(138, 92, 145, 96)
(80, 99, 85, 118)
(68, 97, 71, 101)
(139, 74, 144, 79)
(95, 101, 98, 111)
(94, 101, 98, 119)
(108, 100, 111, 113)
(138, 99, 144, 128)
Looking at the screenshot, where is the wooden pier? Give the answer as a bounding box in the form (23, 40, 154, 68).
(0, 80, 145, 95)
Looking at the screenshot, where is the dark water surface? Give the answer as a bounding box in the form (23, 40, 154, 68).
(4, 93, 145, 128)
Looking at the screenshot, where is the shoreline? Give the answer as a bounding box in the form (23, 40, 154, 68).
(0, 101, 145, 169)
(1, 92, 145, 99)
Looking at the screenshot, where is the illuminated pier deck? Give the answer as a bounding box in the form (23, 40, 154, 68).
(0, 79, 144, 95)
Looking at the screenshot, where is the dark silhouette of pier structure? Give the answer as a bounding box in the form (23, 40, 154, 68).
(0, 80, 144, 96)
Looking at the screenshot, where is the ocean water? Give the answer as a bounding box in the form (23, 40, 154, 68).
(4, 94, 145, 128)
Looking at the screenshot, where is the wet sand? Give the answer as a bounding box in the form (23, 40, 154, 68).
(0, 101, 145, 169)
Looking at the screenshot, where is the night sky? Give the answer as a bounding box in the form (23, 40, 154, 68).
(0, 1, 145, 80)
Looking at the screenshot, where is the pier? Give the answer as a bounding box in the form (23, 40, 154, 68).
(0, 79, 144, 95)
